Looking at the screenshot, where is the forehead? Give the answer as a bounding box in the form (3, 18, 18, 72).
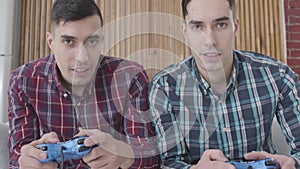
(186, 0, 232, 21)
(54, 15, 101, 38)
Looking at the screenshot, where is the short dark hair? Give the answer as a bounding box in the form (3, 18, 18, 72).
(181, 0, 235, 19)
(51, 0, 104, 29)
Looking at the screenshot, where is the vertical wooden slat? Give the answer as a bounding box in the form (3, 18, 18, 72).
(102, 0, 109, 54)
(20, 0, 27, 65)
(249, 0, 255, 51)
(46, 0, 53, 55)
(125, 0, 131, 58)
(136, 0, 142, 64)
(240, 0, 246, 50)
(40, 0, 47, 57)
(30, 0, 36, 61)
(121, 0, 126, 58)
(35, 0, 41, 59)
(24, 0, 31, 64)
(115, 0, 120, 57)
(278, 0, 286, 63)
(254, 0, 261, 53)
(269, 0, 275, 58)
(264, 0, 271, 56)
(234, 0, 240, 50)
(244, 0, 251, 50)
(274, 0, 280, 61)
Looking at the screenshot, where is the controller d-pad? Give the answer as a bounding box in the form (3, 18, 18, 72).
(79, 146, 90, 152)
(265, 160, 276, 166)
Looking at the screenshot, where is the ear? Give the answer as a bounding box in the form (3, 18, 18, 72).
(46, 32, 54, 50)
(233, 17, 240, 35)
(181, 22, 188, 39)
(99, 30, 104, 52)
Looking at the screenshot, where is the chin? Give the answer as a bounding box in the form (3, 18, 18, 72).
(71, 78, 92, 87)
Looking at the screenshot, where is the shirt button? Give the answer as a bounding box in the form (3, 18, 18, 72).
(63, 93, 68, 98)
(77, 102, 81, 106)
(222, 128, 230, 133)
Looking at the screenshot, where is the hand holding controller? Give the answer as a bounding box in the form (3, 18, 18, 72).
(36, 136, 99, 163)
(226, 158, 280, 169)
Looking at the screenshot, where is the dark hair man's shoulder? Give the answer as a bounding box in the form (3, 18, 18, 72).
(11, 55, 55, 79)
(235, 50, 282, 67)
(235, 50, 297, 79)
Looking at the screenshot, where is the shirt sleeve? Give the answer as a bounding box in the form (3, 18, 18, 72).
(7, 69, 40, 168)
(276, 66, 300, 169)
(123, 67, 160, 169)
(149, 76, 193, 169)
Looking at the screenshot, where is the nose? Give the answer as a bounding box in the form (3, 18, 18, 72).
(75, 45, 89, 63)
(203, 27, 217, 47)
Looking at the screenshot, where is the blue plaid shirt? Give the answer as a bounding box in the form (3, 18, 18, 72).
(149, 50, 300, 168)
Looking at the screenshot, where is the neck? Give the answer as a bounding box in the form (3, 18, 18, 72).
(57, 67, 84, 96)
(207, 70, 229, 95)
(196, 62, 233, 95)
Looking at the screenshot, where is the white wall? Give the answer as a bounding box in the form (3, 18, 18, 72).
(0, 0, 22, 123)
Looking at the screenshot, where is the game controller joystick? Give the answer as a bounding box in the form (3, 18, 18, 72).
(36, 136, 98, 163)
(226, 158, 280, 169)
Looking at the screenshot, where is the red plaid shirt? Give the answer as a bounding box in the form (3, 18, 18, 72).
(8, 55, 159, 169)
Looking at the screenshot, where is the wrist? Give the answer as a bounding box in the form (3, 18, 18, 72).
(116, 140, 135, 169)
(119, 156, 134, 169)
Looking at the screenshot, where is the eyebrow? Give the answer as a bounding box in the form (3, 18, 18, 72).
(60, 34, 101, 40)
(88, 34, 101, 39)
(60, 35, 78, 40)
(188, 16, 230, 25)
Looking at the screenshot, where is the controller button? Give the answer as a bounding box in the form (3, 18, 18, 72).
(265, 160, 276, 166)
(61, 146, 67, 150)
(77, 138, 85, 144)
(38, 146, 47, 151)
(247, 166, 253, 169)
(79, 146, 90, 152)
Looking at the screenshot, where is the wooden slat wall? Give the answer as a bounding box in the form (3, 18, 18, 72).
(235, 0, 285, 62)
(20, 0, 286, 77)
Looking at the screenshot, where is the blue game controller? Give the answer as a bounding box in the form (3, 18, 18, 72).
(36, 136, 99, 163)
(226, 158, 280, 169)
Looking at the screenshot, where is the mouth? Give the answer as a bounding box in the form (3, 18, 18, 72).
(70, 67, 90, 77)
(201, 52, 222, 63)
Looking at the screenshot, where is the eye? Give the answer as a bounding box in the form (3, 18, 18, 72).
(87, 38, 100, 47)
(191, 24, 202, 31)
(216, 22, 228, 29)
(63, 39, 73, 46)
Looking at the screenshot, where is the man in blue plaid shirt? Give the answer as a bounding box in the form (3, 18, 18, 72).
(149, 0, 300, 168)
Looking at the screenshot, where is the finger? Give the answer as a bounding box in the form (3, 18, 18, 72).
(244, 151, 269, 160)
(202, 149, 228, 162)
(19, 153, 41, 169)
(76, 129, 107, 146)
(75, 129, 98, 137)
(273, 155, 296, 169)
(83, 146, 105, 163)
(30, 132, 60, 146)
(20, 144, 47, 161)
(19, 152, 57, 169)
(83, 148, 107, 168)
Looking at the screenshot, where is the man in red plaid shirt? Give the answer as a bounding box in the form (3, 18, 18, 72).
(7, 0, 159, 168)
